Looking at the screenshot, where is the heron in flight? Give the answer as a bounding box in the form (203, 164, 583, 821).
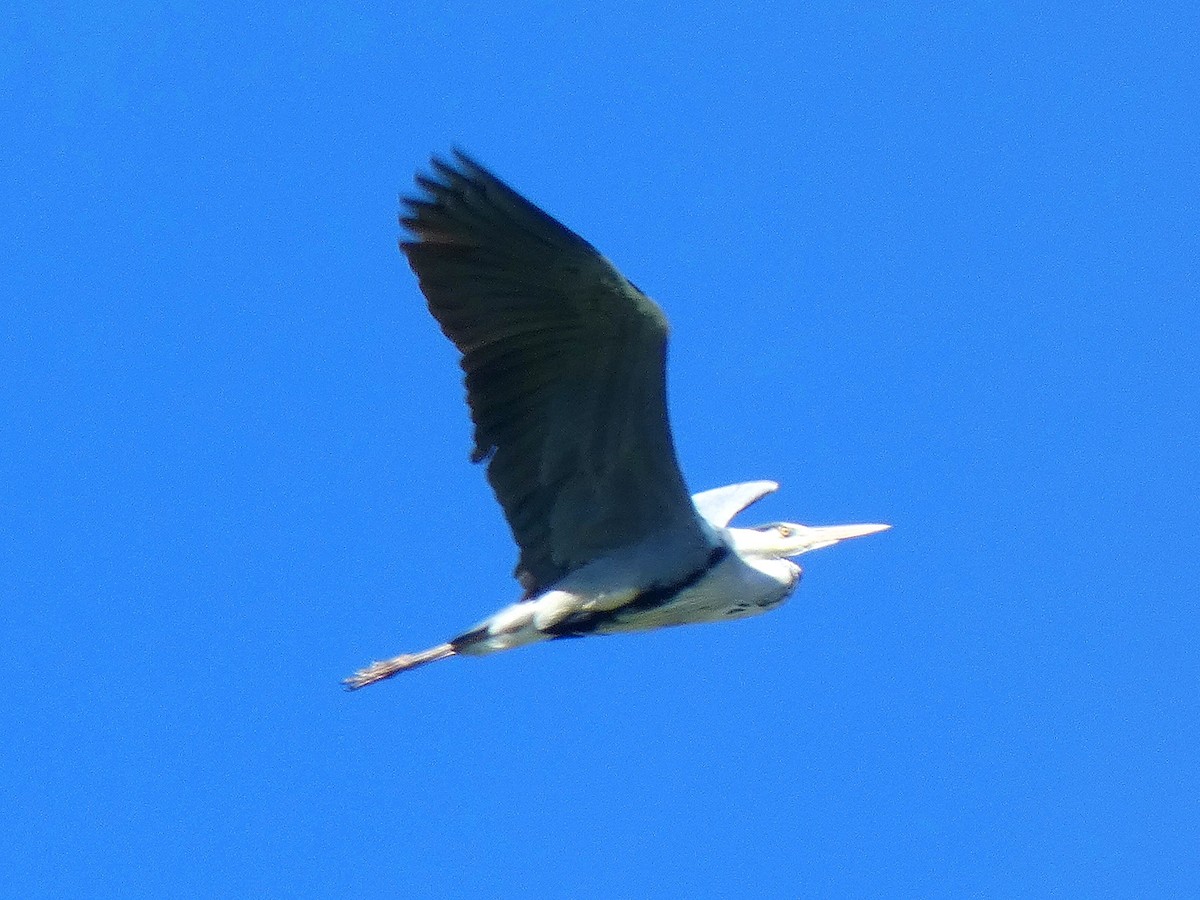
(344, 152, 889, 689)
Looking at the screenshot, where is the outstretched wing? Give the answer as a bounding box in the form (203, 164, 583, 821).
(400, 152, 707, 594)
(691, 481, 779, 528)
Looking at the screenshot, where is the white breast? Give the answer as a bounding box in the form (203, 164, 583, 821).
(592, 552, 801, 634)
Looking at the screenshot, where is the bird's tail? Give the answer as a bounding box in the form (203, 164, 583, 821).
(342, 642, 456, 690)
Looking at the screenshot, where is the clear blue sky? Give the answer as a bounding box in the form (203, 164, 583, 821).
(3, 3, 1197, 897)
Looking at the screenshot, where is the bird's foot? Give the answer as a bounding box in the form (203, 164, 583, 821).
(342, 642, 456, 690)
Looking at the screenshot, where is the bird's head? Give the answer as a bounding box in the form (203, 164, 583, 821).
(728, 521, 891, 559)
(692, 482, 891, 560)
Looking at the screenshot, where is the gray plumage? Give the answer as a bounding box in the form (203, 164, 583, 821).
(343, 152, 889, 689)
(401, 152, 706, 596)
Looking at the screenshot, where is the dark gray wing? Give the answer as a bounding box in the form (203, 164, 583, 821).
(400, 151, 707, 594)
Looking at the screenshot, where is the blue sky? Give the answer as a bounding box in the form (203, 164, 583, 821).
(3, 3, 1197, 897)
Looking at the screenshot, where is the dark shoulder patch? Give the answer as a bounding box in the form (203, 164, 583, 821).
(544, 545, 730, 639)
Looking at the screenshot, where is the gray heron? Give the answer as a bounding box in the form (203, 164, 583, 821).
(344, 151, 889, 689)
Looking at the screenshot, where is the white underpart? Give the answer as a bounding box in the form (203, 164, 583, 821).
(586, 551, 799, 634)
(450, 484, 888, 659)
(456, 525, 800, 656)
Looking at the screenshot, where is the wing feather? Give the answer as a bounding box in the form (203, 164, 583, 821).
(400, 151, 707, 593)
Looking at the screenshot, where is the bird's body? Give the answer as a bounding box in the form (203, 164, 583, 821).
(344, 153, 889, 689)
(453, 512, 792, 653)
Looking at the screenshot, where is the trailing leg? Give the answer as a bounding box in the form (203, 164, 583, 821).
(342, 642, 455, 690)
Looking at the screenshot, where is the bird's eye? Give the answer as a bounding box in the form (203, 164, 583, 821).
(777, 525, 793, 538)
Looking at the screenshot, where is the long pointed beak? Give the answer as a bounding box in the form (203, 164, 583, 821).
(796, 522, 891, 554)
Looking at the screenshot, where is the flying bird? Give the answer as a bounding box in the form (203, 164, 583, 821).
(344, 152, 889, 689)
